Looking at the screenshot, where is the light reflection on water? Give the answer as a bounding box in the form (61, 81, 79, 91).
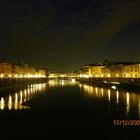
(48, 79, 77, 87)
(0, 83, 47, 110)
(80, 84, 140, 118)
(1, 79, 140, 118)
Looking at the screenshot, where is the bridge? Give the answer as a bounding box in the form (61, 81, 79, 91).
(48, 73, 78, 80)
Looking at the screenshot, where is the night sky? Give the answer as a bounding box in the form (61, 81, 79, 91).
(0, 0, 140, 72)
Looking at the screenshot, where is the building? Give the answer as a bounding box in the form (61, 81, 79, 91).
(79, 64, 105, 78)
(122, 64, 140, 78)
(102, 64, 123, 78)
(0, 60, 12, 77)
(12, 65, 25, 77)
(12, 63, 37, 78)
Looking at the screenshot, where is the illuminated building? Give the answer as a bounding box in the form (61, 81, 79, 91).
(0, 60, 12, 77)
(0, 60, 48, 78)
(79, 64, 105, 78)
(123, 63, 140, 78)
(102, 64, 123, 78)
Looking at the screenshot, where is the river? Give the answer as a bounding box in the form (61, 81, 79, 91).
(0, 79, 139, 139)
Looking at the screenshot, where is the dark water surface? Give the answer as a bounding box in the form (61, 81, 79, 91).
(0, 80, 140, 139)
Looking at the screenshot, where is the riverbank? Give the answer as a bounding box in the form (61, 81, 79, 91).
(77, 78, 140, 92)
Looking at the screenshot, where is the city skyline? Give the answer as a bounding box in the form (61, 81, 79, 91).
(0, 0, 140, 72)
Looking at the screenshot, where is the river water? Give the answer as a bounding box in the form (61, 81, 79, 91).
(0, 79, 140, 139)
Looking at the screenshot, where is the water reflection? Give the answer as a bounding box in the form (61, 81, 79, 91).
(108, 89, 111, 101)
(0, 97, 5, 110)
(80, 84, 140, 118)
(0, 83, 47, 110)
(116, 91, 119, 104)
(126, 92, 130, 115)
(48, 79, 77, 87)
(8, 95, 12, 110)
(1, 80, 140, 118)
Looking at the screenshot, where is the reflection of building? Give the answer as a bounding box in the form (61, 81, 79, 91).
(0, 60, 12, 77)
(79, 64, 105, 78)
(122, 64, 140, 78)
(0, 83, 47, 110)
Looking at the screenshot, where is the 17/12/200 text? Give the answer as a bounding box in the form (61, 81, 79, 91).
(113, 120, 140, 126)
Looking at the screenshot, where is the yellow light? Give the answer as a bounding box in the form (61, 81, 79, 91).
(8, 74, 12, 78)
(116, 74, 119, 77)
(107, 74, 111, 77)
(14, 93, 18, 110)
(79, 74, 89, 78)
(8, 95, 13, 110)
(0, 97, 5, 110)
(101, 74, 104, 77)
(108, 89, 111, 101)
(61, 80, 65, 86)
(126, 92, 130, 114)
(126, 74, 129, 77)
(0, 74, 4, 78)
(72, 79, 76, 83)
(116, 91, 119, 104)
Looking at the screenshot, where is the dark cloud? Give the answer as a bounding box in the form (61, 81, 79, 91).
(0, 0, 140, 72)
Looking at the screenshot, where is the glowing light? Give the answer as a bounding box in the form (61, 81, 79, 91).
(111, 86, 117, 89)
(107, 74, 111, 77)
(111, 82, 120, 85)
(126, 92, 130, 114)
(126, 74, 129, 77)
(72, 79, 76, 83)
(0, 83, 47, 110)
(101, 74, 104, 77)
(14, 75, 18, 78)
(8, 74, 12, 78)
(0, 97, 5, 110)
(95, 87, 98, 94)
(14, 93, 18, 110)
(79, 75, 89, 78)
(24, 89, 27, 102)
(108, 89, 111, 101)
(101, 88, 104, 96)
(0, 74, 4, 78)
(116, 91, 119, 104)
(19, 75, 23, 78)
(83, 85, 94, 95)
(20, 91, 23, 105)
(8, 95, 13, 110)
(61, 80, 65, 86)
